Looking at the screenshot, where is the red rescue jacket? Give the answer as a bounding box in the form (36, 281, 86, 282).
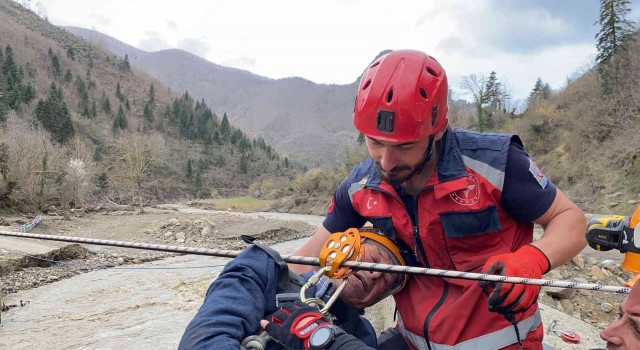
(343, 128, 543, 349)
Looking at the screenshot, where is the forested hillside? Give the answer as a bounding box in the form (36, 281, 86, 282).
(65, 26, 359, 167)
(452, 1, 640, 214)
(0, 0, 296, 212)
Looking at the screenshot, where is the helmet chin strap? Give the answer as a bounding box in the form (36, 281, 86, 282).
(388, 135, 436, 187)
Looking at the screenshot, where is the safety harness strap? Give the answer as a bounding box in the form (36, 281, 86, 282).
(249, 240, 305, 294)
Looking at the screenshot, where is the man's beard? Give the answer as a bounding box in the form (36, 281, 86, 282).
(375, 136, 436, 186)
(375, 164, 415, 185)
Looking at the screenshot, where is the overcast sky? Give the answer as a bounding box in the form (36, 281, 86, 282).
(33, 0, 640, 103)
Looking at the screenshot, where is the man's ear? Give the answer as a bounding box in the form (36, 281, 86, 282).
(434, 128, 446, 141)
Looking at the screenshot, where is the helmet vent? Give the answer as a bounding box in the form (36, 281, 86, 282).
(386, 89, 394, 103)
(432, 105, 438, 126)
(419, 88, 428, 100)
(426, 67, 438, 77)
(370, 61, 380, 68)
(362, 80, 372, 91)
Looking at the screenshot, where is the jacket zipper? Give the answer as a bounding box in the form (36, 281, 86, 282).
(423, 282, 449, 350)
(412, 186, 431, 268)
(412, 191, 443, 350)
(369, 184, 447, 349)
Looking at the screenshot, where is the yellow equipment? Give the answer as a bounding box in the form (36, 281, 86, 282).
(586, 205, 640, 275)
(318, 227, 408, 290)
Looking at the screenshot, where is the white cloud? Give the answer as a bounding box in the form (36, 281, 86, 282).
(139, 31, 171, 52)
(37, 0, 611, 100)
(177, 38, 210, 58)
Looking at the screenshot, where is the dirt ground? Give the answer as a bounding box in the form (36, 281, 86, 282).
(0, 205, 316, 296)
(0, 206, 632, 348)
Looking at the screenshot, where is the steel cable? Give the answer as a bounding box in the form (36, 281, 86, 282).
(0, 230, 630, 294)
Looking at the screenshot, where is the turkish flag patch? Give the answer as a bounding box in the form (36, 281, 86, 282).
(528, 159, 548, 189)
(327, 197, 335, 213)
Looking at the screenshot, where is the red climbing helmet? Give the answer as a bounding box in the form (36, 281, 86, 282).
(354, 50, 448, 142)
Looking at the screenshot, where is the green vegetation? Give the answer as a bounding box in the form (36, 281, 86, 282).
(2, 0, 640, 217)
(0, 45, 35, 121)
(34, 83, 74, 143)
(193, 196, 277, 212)
(0, 0, 296, 211)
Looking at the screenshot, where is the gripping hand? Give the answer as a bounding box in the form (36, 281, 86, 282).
(263, 300, 333, 350)
(479, 245, 550, 314)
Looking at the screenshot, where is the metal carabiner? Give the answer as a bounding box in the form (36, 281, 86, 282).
(299, 266, 349, 316)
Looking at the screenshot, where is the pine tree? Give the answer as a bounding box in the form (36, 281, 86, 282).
(596, 0, 635, 64)
(22, 82, 35, 103)
(64, 69, 72, 82)
(483, 71, 505, 112)
(148, 84, 155, 105)
(221, 112, 230, 137)
(113, 105, 128, 133)
(528, 78, 552, 106)
(239, 154, 248, 174)
(34, 83, 74, 143)
(115, 82, 124, 103)
(66, 47, 75, 60)
(76, 76, 90, 117)
(90, 100, 97, 118)
(0, 88, 8, 123)
(119, 54, 131, 71)
(194, 167, 203, 198)
(50, 53, 61, 78)
(101, 91, 112, 115)
(595, 0, 636, 95)
(96, 172, 109, 189)
(117, 105, 128, 129)
(2, 45, 25, 110)
(143, 102, 154, 122)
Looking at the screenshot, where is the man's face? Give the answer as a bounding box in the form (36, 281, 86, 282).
(365, 136, 431, 184)
(338, 241, 402, 309)
(600, 283, 640, 349)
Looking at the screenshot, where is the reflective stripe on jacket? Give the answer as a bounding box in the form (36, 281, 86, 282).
(344, 127, 543, 349)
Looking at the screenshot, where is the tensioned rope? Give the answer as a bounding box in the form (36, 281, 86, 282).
(0, 230, 630, 294)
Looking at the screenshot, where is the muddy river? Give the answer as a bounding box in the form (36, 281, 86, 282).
(0, 211, 321, 350)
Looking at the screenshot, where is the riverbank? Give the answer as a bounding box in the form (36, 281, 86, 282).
(0, 205, 625, 349)
(0, 206, 317, 298)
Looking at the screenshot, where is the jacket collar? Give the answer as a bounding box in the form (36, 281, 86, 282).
(364, 127, 469, 198)
(431, 127, 470, 199)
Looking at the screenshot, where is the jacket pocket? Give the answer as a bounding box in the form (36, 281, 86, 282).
(440, 206, 509, 271)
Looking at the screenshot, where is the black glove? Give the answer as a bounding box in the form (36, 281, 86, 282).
(263, 300, 333, 350)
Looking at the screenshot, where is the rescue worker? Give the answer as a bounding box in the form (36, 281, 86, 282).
(598, 279, 640, 350)
(179, 230, 405, 349)
(261, 277, 640, 350)
(288, 49, 588, 349)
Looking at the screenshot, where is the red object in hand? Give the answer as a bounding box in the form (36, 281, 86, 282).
(479, 245, 551, 314)
(265, 300, 333, 350)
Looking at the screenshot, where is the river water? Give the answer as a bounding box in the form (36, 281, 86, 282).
(0, 211, 322, 350)
(0, 210, 607, 349)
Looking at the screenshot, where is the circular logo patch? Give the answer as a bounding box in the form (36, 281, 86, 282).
(449, 174, 480, 205)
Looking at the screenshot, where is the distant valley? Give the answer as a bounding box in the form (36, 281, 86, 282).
(66, 26, 359, 167)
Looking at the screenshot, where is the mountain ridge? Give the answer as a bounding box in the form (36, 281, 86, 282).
(65, 26, 360, 166)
